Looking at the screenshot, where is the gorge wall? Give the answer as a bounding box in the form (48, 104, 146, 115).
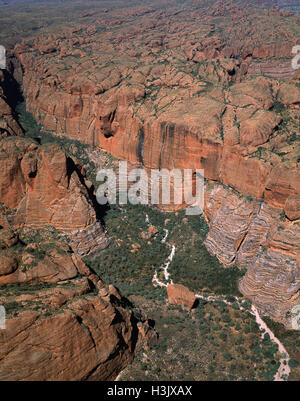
(4, 0, 300, 328)
(0, 75, 156, 379)
(15, 49, 300, 328)
(15, 48, 300, 212)
(0, 228, 152, 381)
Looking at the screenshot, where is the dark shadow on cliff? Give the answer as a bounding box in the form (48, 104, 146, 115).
(65, 156, 110, 228)
(0, 69, 24, 110)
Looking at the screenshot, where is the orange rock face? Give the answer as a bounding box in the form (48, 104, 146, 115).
(1, 0, 299, 332)
(15, 52, 300, 211)
(167, 283, 196, 310)
(285, 196, 300, 221)
(0, 70, 159, 382)
(204, 183, 300, 328)
(0, 136, 108, 256)
(8, 0, 299, 213)
(0, 249, 154, 381)
(0, 203, 156, 381)
(15, 142, 96, 230)
(0, 301, 133, 381)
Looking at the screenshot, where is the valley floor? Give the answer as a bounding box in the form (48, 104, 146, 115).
(84, 203, 300, 381)
(15, 103, 300, 381)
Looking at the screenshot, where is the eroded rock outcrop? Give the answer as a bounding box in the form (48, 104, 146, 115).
(0, 204, 156, 381)
(0, 88, 157, 380)
(204, 183, 300, 328)
(0, 136, 108, 256)
(3, 0, 300, 329)
(167, 283, 197, 310)
(14, 36, 300, 210)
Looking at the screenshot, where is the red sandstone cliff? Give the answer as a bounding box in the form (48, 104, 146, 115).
(17, 49, 300, 212)
(0, 202, 153, 380)
(0, 136, 109, 255)
(0, 134, 155, 380)
(3, 0, 300, 328)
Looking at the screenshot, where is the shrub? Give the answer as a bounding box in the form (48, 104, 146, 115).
(288, 359, 300, 368)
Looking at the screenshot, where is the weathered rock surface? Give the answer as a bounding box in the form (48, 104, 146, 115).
(0, 136, 108, 256)
(204, 183, 300, 328)
(1, 0, 300, 329)
(0, 202, 156, 380)
(285, 196, 300, 221)
(0, 243, 155, 380)
(0, 68, 157, 381)
(15, 50, 300, 211)
(167, 283, 197, 310)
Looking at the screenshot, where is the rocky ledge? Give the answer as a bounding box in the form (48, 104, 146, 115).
(204, 184, 300, 328)
(0, 131, 156, 379)
(0, 216, 155, 380)
(0, 135, 108, 257)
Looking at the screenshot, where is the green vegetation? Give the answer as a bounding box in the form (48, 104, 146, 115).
(15, 102, 42, 138)
(167, 212, 245, 296)
(289, 359, 300, 368)
(262, 317, 300, 381)
(287, 132, 300, 145)
(83, 203, 281, 380)
(120, 298, 281, 381)
(84, 204, 243, 298)
(271, 101, 286, 115)
(280, 210, 286, 222)
(84, 204, 170, 299)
